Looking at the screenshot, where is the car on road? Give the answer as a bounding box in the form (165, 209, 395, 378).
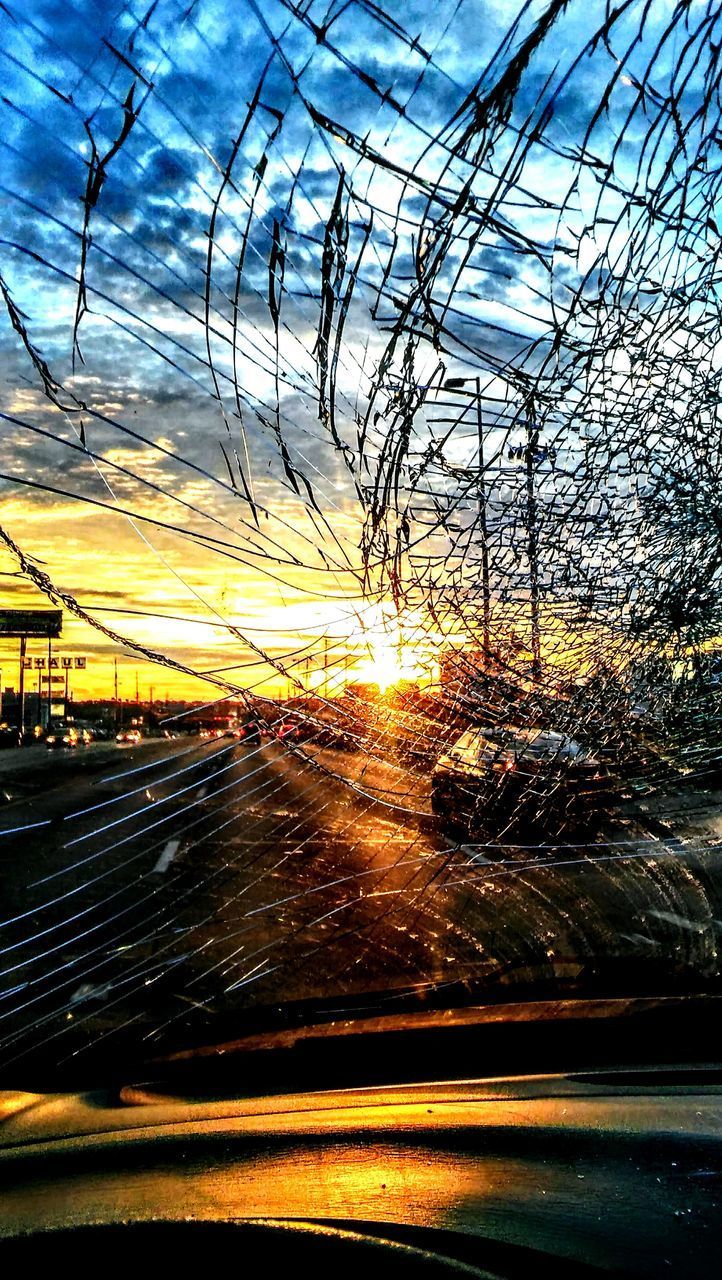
(431, 725, 610, 835)
(116, 729, 142, 745)
(311, 713, 359, 751)
(275, 714, 314, 744)
(46, 727, 80, 749)
(274, 712, 356, 750)
(0, 723, 21, 749)
(236, 718, 261, 743)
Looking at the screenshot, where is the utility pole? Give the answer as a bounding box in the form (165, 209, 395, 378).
(443, 376, 491, 658)
(474, 375, 491, 658)
(523, 413, 542, 681)
(18, 636, 26, 740)
(46, 633, 52, 729)
(135, 669, 139, 704)
(114, 658, 119, 731)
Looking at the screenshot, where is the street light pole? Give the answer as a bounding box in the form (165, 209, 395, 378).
(474, 376, 492, 658)
(47, 633, 52, 729)
(444, 376, 491, 658)
(523, 415, 542, 681)
(18, 636, 26, 740)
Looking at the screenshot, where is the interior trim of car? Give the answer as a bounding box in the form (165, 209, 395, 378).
(1, 997, 721, 1276)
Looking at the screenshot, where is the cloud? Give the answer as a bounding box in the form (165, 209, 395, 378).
(1, 0, 718, 694)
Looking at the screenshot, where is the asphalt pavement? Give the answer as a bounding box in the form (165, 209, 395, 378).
(1, 734, 722, 1082)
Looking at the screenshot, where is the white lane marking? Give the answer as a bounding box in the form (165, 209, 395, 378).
(648, 909, 707, 932)
(152, 838, 181, 874)
(70, 981, 111, 1004)
(460, 844, 493, 864)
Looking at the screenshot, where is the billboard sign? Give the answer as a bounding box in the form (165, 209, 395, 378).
(0, 610, 62, 638)
(23, 655, 87, 669)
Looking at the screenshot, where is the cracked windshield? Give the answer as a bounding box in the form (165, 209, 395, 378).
(1, 0, 722, 1084)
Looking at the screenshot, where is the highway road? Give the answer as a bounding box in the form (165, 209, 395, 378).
(1, 734, 722, 1082)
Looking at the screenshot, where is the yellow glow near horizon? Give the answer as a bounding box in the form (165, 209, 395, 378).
(355, 653, 406, 692)
(354, 611, 430, 692)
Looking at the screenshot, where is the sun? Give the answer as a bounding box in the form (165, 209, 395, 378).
(355, 631, 427, 692)
(347, 604, 431, 693)
(361, 646, 407, 692)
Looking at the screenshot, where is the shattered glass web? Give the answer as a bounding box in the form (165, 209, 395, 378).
(0, 0, 722, 1076)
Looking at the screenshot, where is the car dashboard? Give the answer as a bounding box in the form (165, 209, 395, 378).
(1, 1056, 721, 1276)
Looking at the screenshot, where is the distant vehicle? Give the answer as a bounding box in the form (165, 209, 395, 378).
(391, 712, 459, 772)
(46, 727, 79, 749)
(271, 712, 358, 750)
(431, 726, 610, 835)
(0, 723, 21, 749)
(276, 719, 298, 742)
(276, 715, 312, 744)
(237, 719, 261, 743)
(312, 715, 357, 751)
(116, 729, 141, 745)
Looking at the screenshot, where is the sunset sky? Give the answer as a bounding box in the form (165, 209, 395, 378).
(0, 1, 701, 704)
